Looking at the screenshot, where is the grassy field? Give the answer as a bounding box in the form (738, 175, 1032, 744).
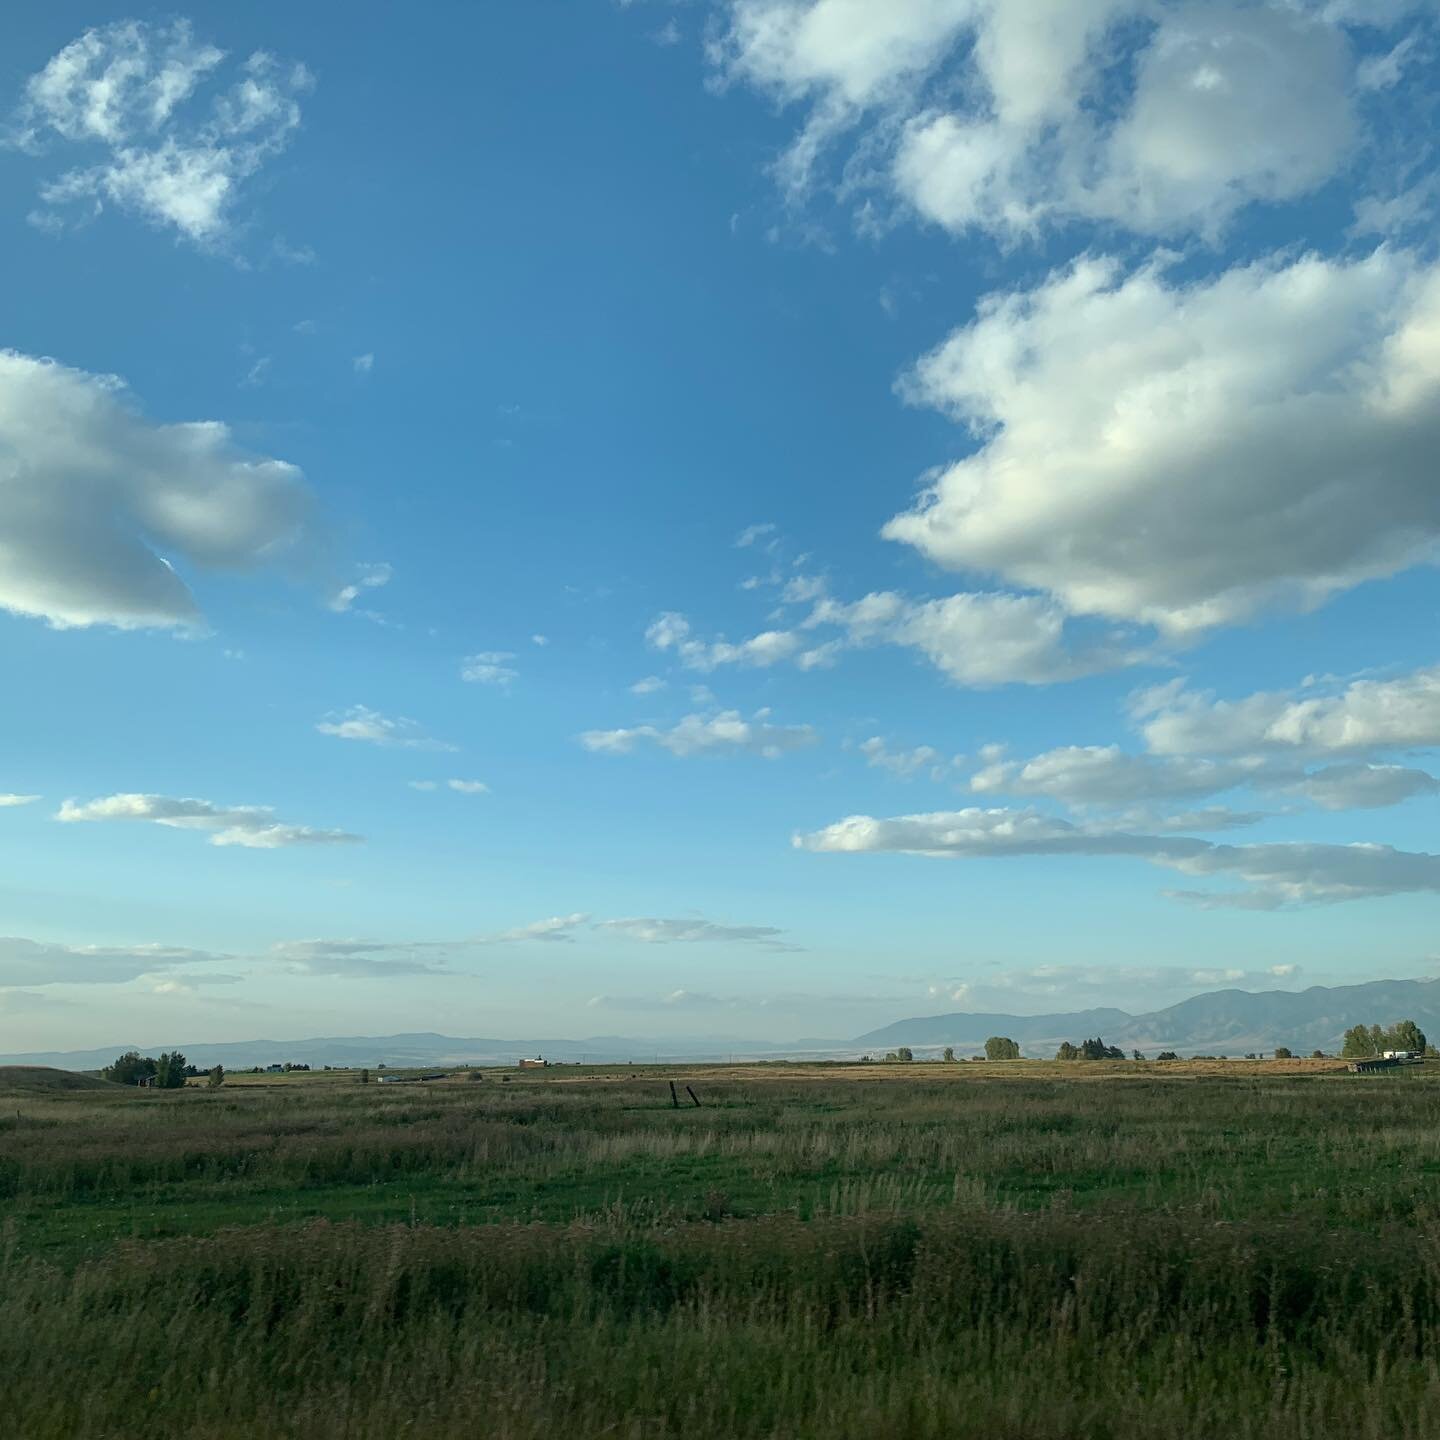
(5, 1059, 1440, 1438)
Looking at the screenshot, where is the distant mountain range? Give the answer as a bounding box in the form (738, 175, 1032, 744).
(5, 976, 1437, 1070)
(855, 977, 1440, 1056)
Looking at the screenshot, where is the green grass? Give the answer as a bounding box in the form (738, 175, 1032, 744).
(7, 1062, 1440, 1436)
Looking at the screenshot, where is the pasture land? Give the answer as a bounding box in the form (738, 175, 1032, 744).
(5, 1060, 1440, 1438)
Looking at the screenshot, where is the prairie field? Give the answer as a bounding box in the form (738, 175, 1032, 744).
(6, 1060, 1440, 1438)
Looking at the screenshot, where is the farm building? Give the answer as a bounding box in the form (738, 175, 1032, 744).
(517, 1057, 548, 1069)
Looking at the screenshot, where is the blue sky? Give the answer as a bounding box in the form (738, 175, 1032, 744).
(3, 0, 1440, 1051)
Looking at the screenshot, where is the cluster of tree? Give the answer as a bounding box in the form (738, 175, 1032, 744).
(883, 1047, 915, 1062)
(1156, 1052, 1179, 1061)
(102, 1051, 190, 1088)
(1341, 1020, 1427, 1058)
(1055, 1037, 1125, 1061)
(985, 1036, 1021, 1060)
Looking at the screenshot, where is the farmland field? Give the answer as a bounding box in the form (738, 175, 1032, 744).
(6, 1060, 1440, 1438)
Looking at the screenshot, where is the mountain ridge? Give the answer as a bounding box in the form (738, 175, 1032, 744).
(858, 976, 1440, 1056)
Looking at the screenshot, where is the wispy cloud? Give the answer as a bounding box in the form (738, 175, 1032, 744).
(56, 793, 362, 849)
(271, 910, 801, 978)
(316, 706, 457, 752)
(273, 913, 592, 975)
(272, 939, 453, 979)
(797, 806, 1440, 909)
(482, 913, 590, 944)
(597, 917, 801, 951)
(580, 708, 818, 759)
(13, 19, 312, 249)
(408, 778, 489, 795)
(858, 737, 954, 781)
(0, 934, 238, 987)
(461, 652, 518, 688)
(327, 562, 393, 615)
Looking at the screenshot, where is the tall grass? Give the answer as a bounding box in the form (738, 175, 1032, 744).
(8, 1208, 1440, 1437)
(7, 1068, 1440, 1435)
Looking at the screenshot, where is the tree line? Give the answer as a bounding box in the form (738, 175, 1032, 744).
(1341, 1021, 1428, 1058)
(848, 1024, 1433, 1067)
(102, 1052, 225, 1087)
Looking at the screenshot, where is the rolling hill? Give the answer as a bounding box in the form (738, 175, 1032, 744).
(0, 1066, 121, 1093)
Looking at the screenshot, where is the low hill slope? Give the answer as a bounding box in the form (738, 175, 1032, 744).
(0, 1065, 120, 1093)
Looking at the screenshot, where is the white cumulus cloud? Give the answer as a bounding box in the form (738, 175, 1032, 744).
(886, 249, 1440, 636)
(717, 1, 1366, 244)
(1136, 664, 1440, 757)
(0, 350, 311, 630)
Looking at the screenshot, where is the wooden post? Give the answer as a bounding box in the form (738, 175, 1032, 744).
(686, 1085, 701, 1108)
(669, 1080, 679, 1109)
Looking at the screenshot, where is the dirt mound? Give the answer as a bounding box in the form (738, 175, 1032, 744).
(0, 1066, 121, 1092)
